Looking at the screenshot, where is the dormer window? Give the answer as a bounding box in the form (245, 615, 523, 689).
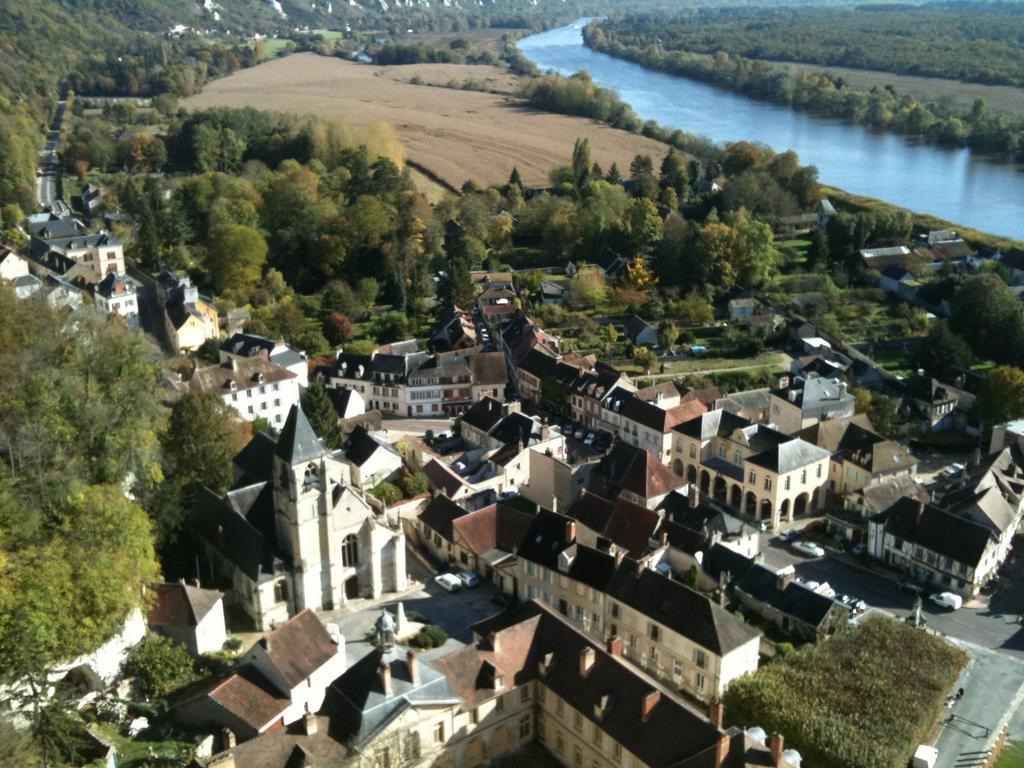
(253, 372, 265, 384)
(225, 380, 238, 391)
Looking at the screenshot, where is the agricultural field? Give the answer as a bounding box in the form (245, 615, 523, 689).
(391, 27, 522, 57)
(181, 53, 670, 190)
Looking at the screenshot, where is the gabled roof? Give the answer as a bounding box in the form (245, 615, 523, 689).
(702, 543, 756, 585)
(747, 438, 830, 474)
(566, 490, 616, 535)
(460, 396, 506, 434)
(190, 358, 296, 396)
(673, 409, 752, 440)
(624, 314, 655, 343)
(606, 565, 760, 655)
(451, 503, 534, 555)
(417, 494, 469, 541)
(176, 665, 292, 732)
(147, 582, 223, 629)
(879, 497, 993, 567)
(735, 564, 836, 629)
(276, 405, 325, 464)
(422, 459, 469, 498)
(343, 425, 396, 468)
(190, 487, 278, 582)
(256, 609, 339, 688)
(602, 498, 662, 557)
(221, 332, 276, 358)
(517, 509, 576, 569)
(619, 449, 685, 500)
(467, 351, 508, 386)
(234, 431, 277, 485)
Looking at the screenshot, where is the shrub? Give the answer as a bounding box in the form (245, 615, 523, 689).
(410, 624, 448, 649)
(123, 634, 196, 699)
(723, 616, 967, 768)
(399, 471, 429, 498)
(370, 482, 403, 506)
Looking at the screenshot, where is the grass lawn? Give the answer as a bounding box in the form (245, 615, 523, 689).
(618, 351, 786, 377)
(313, 28, 344, 40)
(92, 723, 194, 766)
(997, 741, 1024, 768)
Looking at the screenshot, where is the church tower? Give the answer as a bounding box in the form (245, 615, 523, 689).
(272, 404, 330, 612)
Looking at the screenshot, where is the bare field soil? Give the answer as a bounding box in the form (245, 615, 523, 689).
(182, 53, 669, 190)
(775, 60, 1024, 117)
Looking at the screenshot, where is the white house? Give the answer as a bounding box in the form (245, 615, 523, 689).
(343, 425, 404, 490)
(147, 581, 228, 656)
(93, 272, 139, 323)
(190, 357, 300, 427)
(220, 332, 309, 388)
(0, 246, 30, 282)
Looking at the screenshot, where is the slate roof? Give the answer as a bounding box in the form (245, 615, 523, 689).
(564, 545, 618, 591)
(606, 565, 760, 656)
(221, 332, 275, 358)
(467, 351, 508, 386)
(343, 424, 396, 468)
(517, 510, 577, 569)
(417, 495, 469, 541)
(256, 609, 339, 688)
(735, 564, 836, 629)
(746, 438, 830, 474)
(834, 423, 916, 474)
(233, 431, 277, 485)
(276, 405, 325, 464)
(602, 498, 662, 557)
(674, 409, 752, 441)
(448, 601, 728, 767)
(94, 272, 136, 298)
(855, 475, 929, 516)
(702, 543, 756, 585)
(624, 314, 656, 344)
(880, 498, 993, 567)
(147, 582, 223, 629)
(331, 353, 374, 381)
(566, 490, 616, 536)
(190, 486, 279, 582)
(190, 358, 296, 396)
(422, 459, 469, 498)
(461, 396, 506, 434)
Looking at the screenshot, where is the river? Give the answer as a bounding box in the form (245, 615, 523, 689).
(518, 21, 1024, 240)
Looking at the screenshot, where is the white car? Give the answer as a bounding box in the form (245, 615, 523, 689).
(434, 573, 462, 592)
(583, 432, 596, 446)
(929, 591, 963, 610)
(792, 541, 826, 558)
(459, 571, 481, 588)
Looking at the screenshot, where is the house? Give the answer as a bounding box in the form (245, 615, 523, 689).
(190, 405, 407, 629)
(220, 333, 309, 388)
(25, 212, 87, 240)
(196, 600, 782, 768)
(328, 386, 366, 421)
(467, 351, 507, 404)
(831, 474, 929, 544)
(859, 245, 913, 271)
(509, 513, 761, 705)
(768, 376, 856, 434)
(190, 357, 300, 427)
(82, 183, 104, 216)
(671, 409, 831, 530)
(900, 374, 972, 432)
(589, 443, 684, 509)
(656, 487, 760, 561)
(734, 563, 842, 640)
(470, 270, 515, 292)
(568, 365, 634, 430)
(539, 279, 569, 305)
(717, 388, 772, 423)
(93, 272, 139, 324)
(817, 198, 837, 230)
(601, 391, 706, 463)
(173, 609, 346, 740)
(160, 269, 220, 353)
(12, 273, 41, 299)
(879, 265, 918, 297)
(27, 231, 124, 284)
(0, 246, 30, 282)
(342, 425, 403, 491)
(624, 315, 658, 347)
(429, 305, 477, 352)
(727, 298, 756, 319)
(477, 284, 518, 320)
(499, 311, 560, 379)
(147, 581, 227, 656)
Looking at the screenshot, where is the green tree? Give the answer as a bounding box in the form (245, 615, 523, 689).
(399, 471, 429, 498)
(162, 391, 248, 499)
(570, 137, 593, 191)
(978, 366, 1024, 432)
(123, 634, 196, 698)
(634, 346, 658, 373)
(569, 266, 608, 307)
(206, 223, 267, 294)
(370, 482, 402, 505)
(302, 381, 342, 450)
(912, 321, 974, 379)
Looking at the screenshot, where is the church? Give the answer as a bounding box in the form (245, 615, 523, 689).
(191, 404, 407, 630)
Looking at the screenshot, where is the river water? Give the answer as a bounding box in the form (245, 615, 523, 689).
(518, 21, 1024, 240)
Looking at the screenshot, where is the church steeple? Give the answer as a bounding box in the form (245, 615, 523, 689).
(276, 404, 325, 465)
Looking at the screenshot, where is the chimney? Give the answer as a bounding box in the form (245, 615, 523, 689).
(716, 733, 731, 767)
(659, 531, 668, 547)
(606, 635, 622, 657)
(407, 649, 419, 684)
(768, 734, 784, 766)
(565, 520, 576, 544)
(551, 496, 558, 514)
(776, 566, 795, 591)
(221, 728, 237, 750)
(379, 661, 392, 695)
(303, 713, 318, 736)
(689, 485, 699, 509)
(262, 636, 271, 654)
(708, 699, 724, 729)
(541, 420, 550, 441)
(640, 690, 661, 721)
(579, 646, 596, 676)
(788, 389, 798, 403)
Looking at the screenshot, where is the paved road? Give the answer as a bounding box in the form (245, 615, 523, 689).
(37, 100, 65, 209)
(761, 536, 1024, 658)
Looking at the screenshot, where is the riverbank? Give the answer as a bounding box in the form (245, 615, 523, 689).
(583, 21, 1024, 162)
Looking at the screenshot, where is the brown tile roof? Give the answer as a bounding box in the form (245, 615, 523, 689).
(196, 717, 350, 767)
(147, 582, 223, 629)
(603, 498, 663, 556)
(566, 491, 615, 539)
(451, 503, 534, 555)
(422, 459, 468, 498)
(178, 666, 291, 732)
(620, 450, 685, 500)
(190, 357, 296, 395)
(467, 351, 508, 386)
(258, 609, 338, 688)
(438, 601, 727, 767)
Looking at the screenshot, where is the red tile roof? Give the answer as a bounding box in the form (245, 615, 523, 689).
(147, 582, 223, 628)
(257, 609, 338, 688)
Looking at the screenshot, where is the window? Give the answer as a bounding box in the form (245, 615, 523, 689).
(592, 612, 602, 631)
(610, 602, 619, 619)
(376, 747, 391, 768)
(764, 477, 772, 491)
(273, 579, 288, 603)
(627, 633, 637, 649)
(748, 470, 756, 483)
(556, 699, 564, 716)
(734, 450, 742, 465)
(719, 444, 727, 459)
(594, 726, 603, 748)
(495, 694, 505, 713)
(574, 745, 583, 768)
(784, 477, 791, 491)
(590, 587, 599, 603)
(538, 685, 546, 703)
(433, 722, 445, 744)
(816, 463, 823, 478)
(542, 568, 553, 584)
(521, 684, 530, 703)
(556, 732, 565, 755)
(650, 646, 659, 663)
(673, 659, 683, 678)
(573, 711, 582, 731)
(470, 708, 479, 725)
(613, 743, 622, 760)
(800, 469, 807, 484)
(519, 713, 532, 739)
(689, 444, 696, 459)
(342, 534, 359, 567)
(695, 672, 705, 690)
(694, 649, 707, 669)
(525, 562, 536, 577)
(648, 623, 660, 642)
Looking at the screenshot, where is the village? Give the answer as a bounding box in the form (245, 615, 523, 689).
(5, 175, 1024, 768)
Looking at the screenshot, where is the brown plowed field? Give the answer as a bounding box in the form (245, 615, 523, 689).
(182, 53, 669, 190)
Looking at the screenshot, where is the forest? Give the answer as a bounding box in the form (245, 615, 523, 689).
(597, 4, 1024, 87)
(585, 16, 1024, 160)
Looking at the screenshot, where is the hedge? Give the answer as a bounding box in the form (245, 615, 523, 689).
(723, 616, 967, 768)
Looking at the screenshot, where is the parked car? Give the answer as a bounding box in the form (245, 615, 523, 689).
(434, 573, 462, 592)
(929, 591, 964, 610)
(574, 427, 585, 441)
(458, 571, 481, 588)
(583, 432, 596, 446)
(778, 529, 801, 542)
(792, 541, 826, 558)
(899, 580, 925, 595)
